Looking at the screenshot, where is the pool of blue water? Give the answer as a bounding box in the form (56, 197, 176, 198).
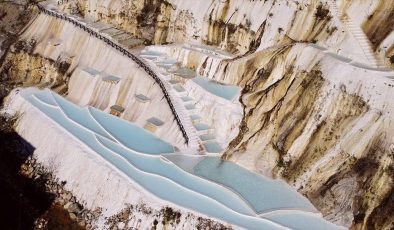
(51, 92, 114, 141)
(22, 90, 282, 230)
(194, 123, 211, 131)
(192, 76, 240, 101)
(156, 58, 178, 65)
(21, 89, 344, 230)
(36, 90, 175, 154)
(89, 106, 175, 154)
(199, 133, 215, 141)
(203, 141, 223, 153)
(181, 96, 193, 102)
(140, 50, 164, 57)
(192, 157, 317, 214)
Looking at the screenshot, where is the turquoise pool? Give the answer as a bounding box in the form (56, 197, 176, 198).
(89, 107, 175, 154)
(192, 157, 317, 214)
(21, 89, 344, 230)
(192, 76, 240, 101)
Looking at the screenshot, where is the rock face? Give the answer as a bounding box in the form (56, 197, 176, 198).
(1, 39, 70, 94)
(216, 44, 394, 229)
(20, 157, 97, 229)
(71, 0, 340, 55)
(0, 109, 86, 229)
(67, 0, 392, 61)
(61, 0, 394, 228)
(1, 0, 394, 229)
(67, 0, 394, 67)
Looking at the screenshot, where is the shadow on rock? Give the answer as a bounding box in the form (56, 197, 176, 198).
(0, 115, 84, 230)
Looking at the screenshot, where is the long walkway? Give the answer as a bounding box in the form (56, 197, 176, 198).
(36, 3, 190, 145)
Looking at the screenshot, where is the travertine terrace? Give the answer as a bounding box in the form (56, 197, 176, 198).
(0, 0, 393, 229)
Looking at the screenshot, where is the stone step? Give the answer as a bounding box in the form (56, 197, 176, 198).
(190, 114, 202, 124)
(185, 103, 197, 111)
(181, 96, 194, 102)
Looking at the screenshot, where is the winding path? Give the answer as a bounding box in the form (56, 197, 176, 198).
(36, 4, 190, 145)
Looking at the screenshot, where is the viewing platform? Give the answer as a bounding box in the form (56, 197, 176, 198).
(135, 94, 151, 103)
(110, 105, 125, 117)
(144, 117, 165, 133)
(81, 67, 100, 77)
(102, 75, 121, 84)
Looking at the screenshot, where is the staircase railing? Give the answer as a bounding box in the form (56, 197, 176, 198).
(36, 4, 189, 145)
